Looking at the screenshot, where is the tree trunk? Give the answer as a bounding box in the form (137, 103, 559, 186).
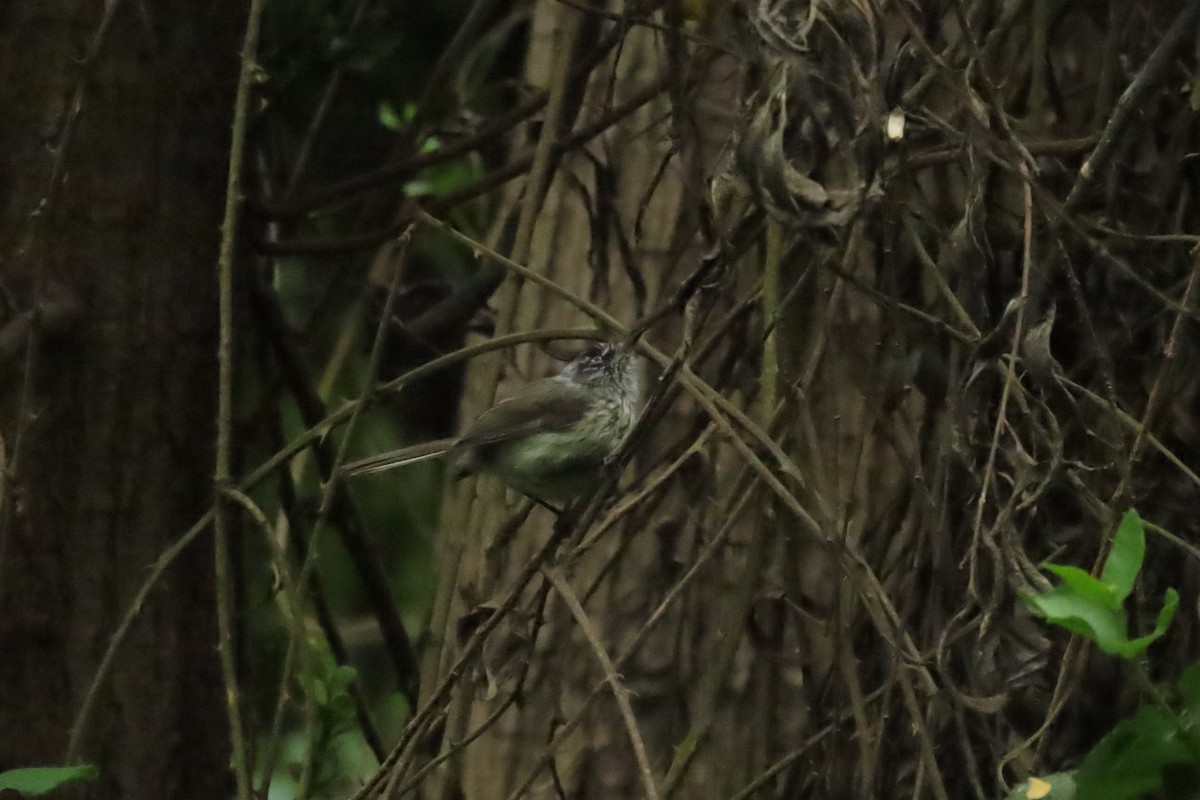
(411, 2, 1200, 799)
(0, 2, 240, 797)
(419, 4, 741, 798)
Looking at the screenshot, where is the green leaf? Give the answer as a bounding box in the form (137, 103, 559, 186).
(378, 101, 403, 131)
(1026, 508, 1178, 658)
(1043, 562, 1121, 610)
(302, 669, 328, 705)
(1101, 510, 1145, 603)
(1113, 588, 1179, 658)
(1023, 586, 1128, 653)
(1176, 661, 1200, 717)
(1004, 772, 1076, 800)
(1076, 704, 1194, 800)
(0, 765, 99, 795)
(1162, 763, 1200, 799)
(330, 664, 358, 693)
(403, 157, 481, 198)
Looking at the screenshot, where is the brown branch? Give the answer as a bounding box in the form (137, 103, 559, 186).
(269, 449, 386, 765)
(727, 692, 888, 800)
(1065, 3, 1200, 211)
(261, 93, 543, 219)
(542, 567, 661, 800)
(212, 0, 269, 794)
(246, 260, 422, 707)
(285, 0, 373, 191)
(495, 5, 585, 344)
(350, 512, 582, 800)
(386, 581, 554, 799)
(260, 20, 634, 219)
(259, 77, 671, 256)
(966, 163, 1034, 596)
(902, 134, 1099, 171)
(1106, 249, 1200, 509)
(64, 331, 601, 766)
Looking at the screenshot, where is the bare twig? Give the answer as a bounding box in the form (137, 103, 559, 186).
(542, 567, 661, 800)
(65, 328, 597, 765)
(212, 0, 269, 795)
(1065, 3, 1200, 210)
(967, 163, 1034, 596)
(260, 78, 671, 256)
(245, 259, 421, 707)
(1107, 251, 1200, 506)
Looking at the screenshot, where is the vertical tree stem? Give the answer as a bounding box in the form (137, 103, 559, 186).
(214, 0, 269, 797)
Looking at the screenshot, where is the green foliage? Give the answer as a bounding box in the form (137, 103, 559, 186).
(299, 652, 360, 734)
(1003, 772, 1076, 800)
(375, 101, 483, 197)
(1023, 510, 1178, 657)
(264, 638, 383, 799)
(1073, 696, 1200, 800)
(0, 765, 99, 795)
(377, 100, 414, 132)
(1020, 510, 1200, 800)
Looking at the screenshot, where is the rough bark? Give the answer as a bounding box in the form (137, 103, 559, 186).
(408, 2, 1200, 799)
(416, 4, 742, 798)
(0, 2, 240, 797)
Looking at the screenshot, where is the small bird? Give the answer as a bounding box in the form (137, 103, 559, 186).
(1020, 301, 1064, 390)
(344, 340, 642, 503)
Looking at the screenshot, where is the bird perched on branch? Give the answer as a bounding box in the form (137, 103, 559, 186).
(344, 340, 642, 504)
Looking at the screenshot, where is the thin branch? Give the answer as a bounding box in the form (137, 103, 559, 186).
(66, 513, 214, 762)
(351, 512, 583, 800)
(726, 685, 889, 800)
(260, 77, 671, 256)
(212, 0, 268, 795)
(414, 211, 937, 693)
(65, 327, 601, 765)
(260, 18, 634, 219)
(491, 3, 584, 345)
(542, 567, 661, 800)
(246, 261, 421, 706)
(285, 0, 373, 191)
(500, 473, 762, 800)
(966, 163, 1034, 596)
(1065, 3, 1200, 211)
(1106, 250, 1200, 507)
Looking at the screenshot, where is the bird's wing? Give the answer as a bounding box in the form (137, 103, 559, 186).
(458, 378, 591, 448)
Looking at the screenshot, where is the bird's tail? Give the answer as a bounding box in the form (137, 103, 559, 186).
(341, 438, 460, 476)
